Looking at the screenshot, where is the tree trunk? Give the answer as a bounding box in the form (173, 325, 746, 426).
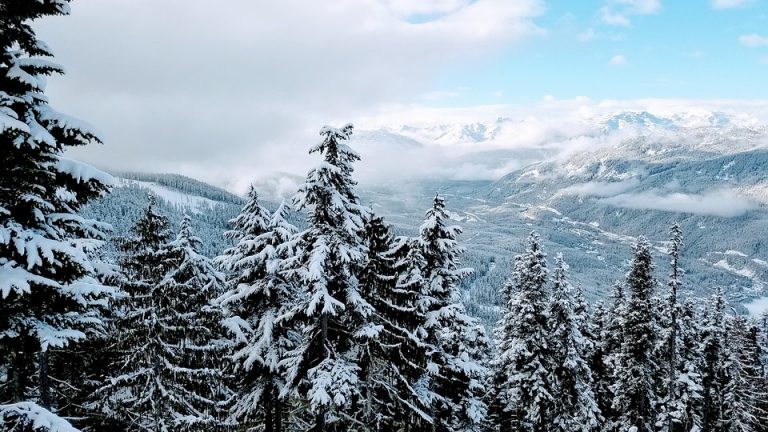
(38, 350, 51, 409)
(265, 383, 274, 432)
(314, 312, 330, 432)
(275, 387, 283, 432)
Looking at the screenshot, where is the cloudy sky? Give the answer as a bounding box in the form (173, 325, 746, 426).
(36, 0, 768, 192)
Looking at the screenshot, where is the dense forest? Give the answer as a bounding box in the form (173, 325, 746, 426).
(1, 2, 767, 432)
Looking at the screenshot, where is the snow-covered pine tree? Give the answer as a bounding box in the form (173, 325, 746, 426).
(657, 222, 685, 432)
(97, 197, 227, 431)
(158, 213, 231, 429)
(387, 234, 435, 430)
(610, 237, 658, 432)
(217, 194, 298, 432)
(490, 232, 554, 432)
(416, 194, 489, 432)
(353, 215, 429, 430)
(548, 255, 601, 432)
(700, 288, 727, 432)
(587, 300, 611, 426)
(721, 315, 765, 432)
(0, 0, 116, 429)
(282, 124, 371, 431)
(592, 281, 626, 429)
(665, 298, 703, 432)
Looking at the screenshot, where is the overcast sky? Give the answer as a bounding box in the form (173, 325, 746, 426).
(35, 0, 768, 192)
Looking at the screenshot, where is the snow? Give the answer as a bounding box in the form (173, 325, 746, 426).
(118, 179, 220, 212)
(712, 259, 755, 279)
(56, 157, 115, 186)
(744, 296, 768, 318)
(0, 402, 80, 432)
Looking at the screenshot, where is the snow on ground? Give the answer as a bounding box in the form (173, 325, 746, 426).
(744, 296, 768, 318)
(713, 259, 755, 279)
(117, 179, 221, 213)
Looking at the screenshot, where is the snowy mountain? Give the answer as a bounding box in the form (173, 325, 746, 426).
(351, 110, 768, 321)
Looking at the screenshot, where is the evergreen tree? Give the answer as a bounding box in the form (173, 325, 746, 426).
(721, 315, 765, 432)
(548, 255, 601, 431)
(159, 214, 231, 429)
(416, 194, 489, 432)
(610, 237, 658, 432)
(587, 300, 610, 426)
(490, 232, 554, 432)
(700, 288, 727, 432)
(0, 0, 115, 428)
(595, 282, 626, 429)
(353, 215, 429, 430)
(657, 223, 690, 432)
(282, 124, 370, 431)
(387, 235, 435, 430)
(217, 195, 298, 432)
(96, 198, 227, 431)
(666, 298, 703, 432)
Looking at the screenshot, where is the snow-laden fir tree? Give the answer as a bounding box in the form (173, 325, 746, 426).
(699, 288, 728, 432)
(665, 298, 703, 432)
(721, 315, 765, 432)
(547, 255, 601, 432)
(0, 0, 116, 429)
(416, 194, 489, 432)
(282, 124, 371, 431)
(217, 193, 298, 432)
(386, 234, 435, 430)
(610, 237, 658, 432)
(96, 198, 228, 431)
(587, 299, 613, 425)
(490, 232, 554, 432)
(158, 213, 231, 429)
(352, 214, 430, 430)
(655, 224, 705, 432)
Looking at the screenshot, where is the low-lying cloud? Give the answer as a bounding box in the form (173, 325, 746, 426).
(558, 179, 640, 197)
(601, 189, 758, 217)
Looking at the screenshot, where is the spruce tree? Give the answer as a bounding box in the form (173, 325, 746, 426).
(282, 124, 370, 431)
(548, 255, 601, 431)
(159, 214, 231, 429)
(594, 282, 626, 429)
(416, 194, 489, 432)
(667, 298, 703, 432)
(353, 215, 429, 430)
(217, 195, 298, 432)
(700, 288, 727, 432)
(721, 315, 765, 432)
(387, 235, 435, 430)
(96, 198, 228, 431)
(610, 237, 658, 432)
(657, 223, 688, 432)
(490, 232, 554, 432)
(0, 0, 115, 428)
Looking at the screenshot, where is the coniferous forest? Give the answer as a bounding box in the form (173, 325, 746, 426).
(1, 2, 768, 432)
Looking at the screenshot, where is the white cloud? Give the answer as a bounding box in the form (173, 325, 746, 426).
(577, 28, 597, 42)
(610, 54, 628, 65)
(601, 189, 758, 217)
(559, 179, 640, 197)
(35, 0, 543, 188)
(712, 0, 751, 9)
(599, 8, 631, 26)
(619, 0, 662, 14)
(739, 34, 768, 47)
(384, 0, 468, 18)
(599, 0, 660, 26)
